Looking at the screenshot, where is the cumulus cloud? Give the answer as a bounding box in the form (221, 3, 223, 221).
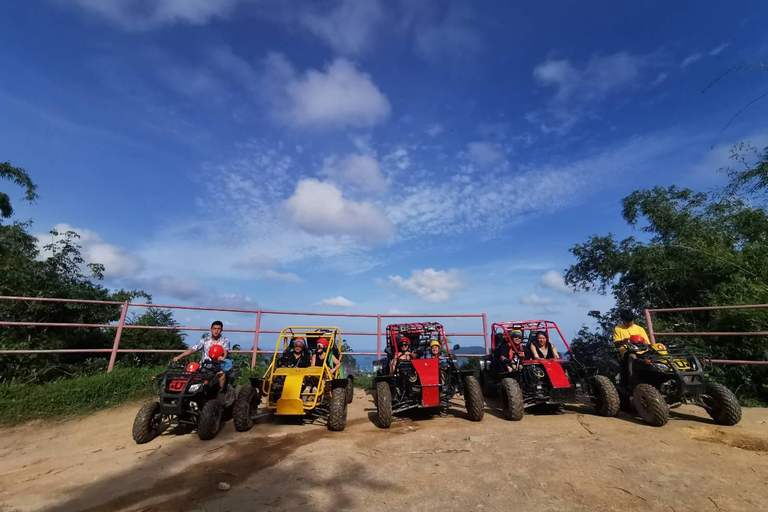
(299, 0, 384, 55)
(466, 141, 506, 166)
(319, 154, 388, 193)
(35, 223, 144, 278)
(530, 52, 647, 133)
(283, 178, 393, 242)
(539, 270, 571, 294)
(263, 54, 391, 129)
(316, 295, 356, 308)
(264, 269, 303, 283)
(521, 293, 556, 306)
(388, 268, 464, 302)
(62, 0, 245, 30)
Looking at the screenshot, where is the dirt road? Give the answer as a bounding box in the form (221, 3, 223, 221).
(1, 390, 767, 512)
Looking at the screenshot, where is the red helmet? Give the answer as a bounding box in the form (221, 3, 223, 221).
(294, 337, 306, 347)
(208, 344, 225, 360)
(186, 362, 200, 373)
(317, 337, 328, 349)
(398, 336, 410, 346)
(629, 335, 647, 344)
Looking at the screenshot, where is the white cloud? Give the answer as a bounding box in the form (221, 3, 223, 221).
(264, 269, 303, 283)
(319, 154, 388, 193)
(316, 295, 356, 308)
(681, 53, 704, 68)
(531, 52, 647, 133)
(35, 223, 145, 278)
(62, 0, 245, 30)
(539, 270, 571, 294)
(264, 54, 391, 129)
(709, 43, 729, 56)
(650, 72, 668, 87)
(426, 123, 444, 137)
(467, 141, 506, 166)
(215, 293, 258, 309)
(299, 0, 384, 55)
(388, 268, 464, 302)
(283, 178, 393, 242)
(521, 294, 556, 306)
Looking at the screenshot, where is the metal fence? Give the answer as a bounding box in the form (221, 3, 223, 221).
(0, 296, 488, 372)
(645, 305, 768, 366)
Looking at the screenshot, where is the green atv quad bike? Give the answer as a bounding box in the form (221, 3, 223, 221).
(607, 339, 741, 427)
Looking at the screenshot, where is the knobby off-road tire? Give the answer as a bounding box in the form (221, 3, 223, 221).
(480, 373, 496, 398)
(197, 400, 223, 440)
(346, 377, 354, 404)
(132, 402, 162, 444)
(233, 386, 256, 432)
(500, 378, 524, 421)
(591, 375, 620, 417)
(632, 384, 668, 427)
(375, 381, 393, 429)
(463, 375, 484, 422)
(327, 386, 348, 431)
(703, 382, 742, 426)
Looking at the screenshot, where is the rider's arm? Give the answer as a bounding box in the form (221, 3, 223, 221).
(173, 344, 199, 362)
(329, 354, 341, 375)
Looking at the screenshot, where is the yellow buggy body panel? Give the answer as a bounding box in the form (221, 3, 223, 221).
(261, 326, 343, 416)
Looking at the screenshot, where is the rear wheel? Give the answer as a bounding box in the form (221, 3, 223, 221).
(197, 400, 223, 440)
(591, 375, 620, 417)
(702, 382, 741, 426)
(463, 375, 484, 421)
(132, 402, 162, 444)
(327, 386, 348, 431)
(233, 386, 257, 432)
(632, 384, 668, 427)
(375, 381, 393, 429)
(346, 377, 354, 404)
(500, 378, 524, 421)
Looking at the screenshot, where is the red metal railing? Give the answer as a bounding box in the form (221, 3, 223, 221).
(645, 305, 768, 366)
(0, 296, 488, 372)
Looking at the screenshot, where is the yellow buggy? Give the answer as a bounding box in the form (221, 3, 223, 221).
(250, 327, 353, 431)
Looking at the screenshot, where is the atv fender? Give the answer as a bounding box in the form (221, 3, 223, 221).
(330, 378, 349, 390)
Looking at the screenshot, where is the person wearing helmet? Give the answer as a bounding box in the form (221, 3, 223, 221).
(391, 336, 418, 373)
(499, 330, 525, 371)
(281, 337, 310, 368)
(427, 340, 447, 384)
(302, 337, 341, 399)
(613, 309, 650, 384)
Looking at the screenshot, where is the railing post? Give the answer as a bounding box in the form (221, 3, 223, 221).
(376, 315, 382, 359)
(482, 313, 488, 355)
(644, 309, 656, 344)
(107, 301, 130, 373)
(251, 310, 262, 370)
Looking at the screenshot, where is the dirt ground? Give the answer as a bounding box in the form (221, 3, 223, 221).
(1, 390, 767, 512)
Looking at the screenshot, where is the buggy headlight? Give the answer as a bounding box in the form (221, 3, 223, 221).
(373, 362, 384, 373)
(188, 383, 202, 393)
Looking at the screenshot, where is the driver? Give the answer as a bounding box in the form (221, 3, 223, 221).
(613, 309, 650, 384)
(285, 337, 311, 368)
(500, 330, 525, 371)
(427, 340, 447, 384)
(173, 321, 230, 390)
(391, 336, 418, 373)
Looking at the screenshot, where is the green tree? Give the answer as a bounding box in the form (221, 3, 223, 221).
(1, 162, 38, 220)
(564, 147, 768, 403)
(117, 308, 187, 367)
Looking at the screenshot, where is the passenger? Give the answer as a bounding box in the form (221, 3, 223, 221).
(391, 336, 418, 373)
(173, 320, 230, 390)
(613, 309, 650, 384)
(427, 340, 447, 384)
(529, 331, 560, 360)
(311, 337, 340, 374)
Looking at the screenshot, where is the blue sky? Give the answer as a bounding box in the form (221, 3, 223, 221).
(2, 1, 768, 351)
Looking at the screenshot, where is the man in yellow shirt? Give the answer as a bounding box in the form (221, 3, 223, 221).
(613, 309, 649, 385)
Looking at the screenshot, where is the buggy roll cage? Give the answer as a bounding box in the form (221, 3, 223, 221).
(263, 326, 342, 380)
(385, 322, 451, 358)
(490, 320, 571, 361)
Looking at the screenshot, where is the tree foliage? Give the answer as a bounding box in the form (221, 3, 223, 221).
(566, 146, 768, 403)
(1, 162, 38, 220)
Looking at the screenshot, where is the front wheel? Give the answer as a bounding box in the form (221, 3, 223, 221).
(375, 381, 393, 428)
(197, 400, 223, 440)
(702, 382, 742, 426)
(327, 386, 348, 431)
(591, 375, 620, 417)
(132, 402, 162, 444)
(500, 378, 524, 421)
(233, 386, 257, 432)
(463, 375, 484, 422)
(632, 384, 668, 427)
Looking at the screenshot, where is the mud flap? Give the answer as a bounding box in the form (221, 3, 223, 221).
(411, 359, 441, 407)
(540, 361, 571, 388)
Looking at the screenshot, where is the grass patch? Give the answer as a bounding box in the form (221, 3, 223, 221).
(0, 366, 164, 426)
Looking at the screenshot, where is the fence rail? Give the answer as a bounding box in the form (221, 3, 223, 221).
(645, 305, 768, 366)
(0, 296, 488, 372)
